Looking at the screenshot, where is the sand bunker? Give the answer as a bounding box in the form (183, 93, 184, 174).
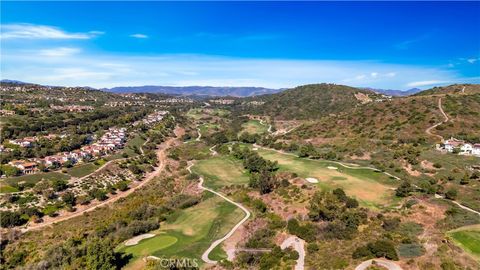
(252, 147, 258, 151)
(327, 166, 338, 170)
(305, 177, 319, 183)
(125, 233, 155, 246)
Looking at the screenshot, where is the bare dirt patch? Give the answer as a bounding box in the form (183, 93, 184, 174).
(403, 161, 421, 177)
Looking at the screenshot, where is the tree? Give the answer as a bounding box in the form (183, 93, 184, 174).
(50, 179, 68, 192)
(395, 181, 413, 197)
(62, 192, 76, 206)
(445, 188, 458, 200)
(0, 211, 26, 228)
(85, 238, 118, 270)
(460, 173, 470, 185)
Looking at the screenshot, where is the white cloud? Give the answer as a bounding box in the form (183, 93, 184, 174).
(0, 24, 103, 39)
(1, 48, 477, 89)
(130, 33, 148, 39)
(406, 80, 449, 88)
(467, 58, 478, 64)
(38, 47, 81, 57)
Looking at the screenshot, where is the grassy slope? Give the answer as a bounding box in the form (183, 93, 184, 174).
(256, 147, 399, 209)
(66, 163, 100, 178)
(3, 171, 70, 187)
(241, 120, 268, 135)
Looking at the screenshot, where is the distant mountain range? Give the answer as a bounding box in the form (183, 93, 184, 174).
(364, 87, 423, 96)
(0, 79, 429, 97)
(103, 85, 282, 97)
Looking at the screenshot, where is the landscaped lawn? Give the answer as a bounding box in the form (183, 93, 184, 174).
(447, 224, 480, 261)
(3, 171, 70, 187)
(120, 196, 244, 266)
(255, 147, 399, 209)
(192, 156, 249, 189)
(241, 120, 268, 135)
(66, 163, 99, 178)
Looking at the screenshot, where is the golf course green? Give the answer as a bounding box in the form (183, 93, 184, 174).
(119, 195, 243, 266)
(255, 147, 399, 209)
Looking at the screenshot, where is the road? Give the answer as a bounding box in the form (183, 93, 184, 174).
(425, 97, 449, 142)
(21, 132, 179, 232)
(280, 236, 305, 270)
(355, 259, 403, 270)
(186, 163, 251, 265)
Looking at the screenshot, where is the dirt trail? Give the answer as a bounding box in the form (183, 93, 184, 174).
(21, 129, 180, 232)
(186, 163, 251, 265)
(425, 97, 449, 142)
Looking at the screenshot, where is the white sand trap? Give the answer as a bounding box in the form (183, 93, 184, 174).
(125, 233, 155, 246)
(305, 177, 319, 183)
(327, 166, 338, 170)
(252, 147, 258, 151)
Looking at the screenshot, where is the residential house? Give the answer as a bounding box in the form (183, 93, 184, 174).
(8, 160, 38, 174)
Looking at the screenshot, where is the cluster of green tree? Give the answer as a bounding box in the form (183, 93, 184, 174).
(308, 189, 366, 240)
(234, 245, 298, 270)
(297, 143, 338, 160)
(231, 144, 279, 194)
(352, 239, 399, 260)
(0, 164, 21, 177)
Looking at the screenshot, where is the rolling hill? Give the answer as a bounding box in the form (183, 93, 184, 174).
(237, 83, 385, 119)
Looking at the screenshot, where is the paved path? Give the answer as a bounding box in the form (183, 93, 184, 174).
(196, 127, 202, 141)
(355, 259, 402, 270)
(209, 145, 218, 156)
(186, 163, 251, 264)
(21, 133, 178, 232)
(280, 236, 305, 270)
(434, 194, 480, 216)
(425, 97, 448, 142)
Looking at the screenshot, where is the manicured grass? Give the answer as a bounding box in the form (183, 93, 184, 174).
(447, 224, 480, 261)
(3, 171, 70, 187)
(122, 234, 178, 257)
(120, 196, 244, 265)
(255, 147, 399, 209)
(66, 163, 99, 178)
(241, 120, 268, 135)
(192, 156, 249, 189)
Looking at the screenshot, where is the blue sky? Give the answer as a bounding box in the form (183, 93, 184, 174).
(1, 1, 479, 89)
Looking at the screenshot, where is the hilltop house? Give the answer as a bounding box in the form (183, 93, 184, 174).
(437, 137, 480, 157)
(443, 137, 465, 152)
(8, 160, 38, 174)
(473, 144, 480, 157)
